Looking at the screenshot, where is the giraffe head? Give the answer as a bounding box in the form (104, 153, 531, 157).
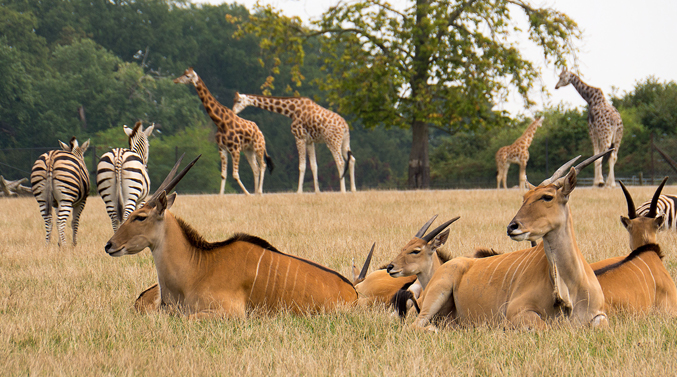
(232, 92, 252, 115)
(555, 68, 574, 89)
(58, 137, 90, 159)
(173, 67, 199, 86)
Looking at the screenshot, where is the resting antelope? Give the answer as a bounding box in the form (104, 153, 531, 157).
(410, 151, 611, 330)
(352, 216, 458, 310)
(106, 155, 359, 318)
(591, 178, 677, 315)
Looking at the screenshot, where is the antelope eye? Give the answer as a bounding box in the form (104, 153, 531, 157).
(410, 249, 421, 255)
(542, 195, 554, 202)
(134, 215, 147, 222)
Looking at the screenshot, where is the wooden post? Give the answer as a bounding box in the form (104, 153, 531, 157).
(639, 172, 643, 186)
(545, 136, 549, 177)
(651, 133, 655, 185)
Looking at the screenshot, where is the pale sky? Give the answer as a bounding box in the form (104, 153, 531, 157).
(194, 0, 677, 116)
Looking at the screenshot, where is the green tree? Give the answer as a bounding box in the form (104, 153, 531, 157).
(239, 0, 581, 188)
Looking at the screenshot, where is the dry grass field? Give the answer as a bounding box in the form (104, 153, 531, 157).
(2, 186, 677, 375)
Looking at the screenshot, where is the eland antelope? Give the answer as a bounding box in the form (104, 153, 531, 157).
(352, 216, 458, 310)
(105, 155, 359, 318)
(591, 178, 677, 315)
(409, 151, 611, 330)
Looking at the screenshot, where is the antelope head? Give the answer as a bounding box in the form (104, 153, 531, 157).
(104, 154, 200, 257)
(386, 215, 460, 278)
(173, 67, 199, 86)
(619, 177, 667, 250)
(508, 150, 612, 242)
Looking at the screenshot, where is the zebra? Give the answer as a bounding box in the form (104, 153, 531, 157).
(31, 137, 91, 246)
(96, 121, 154, 232)
(637, 193, 677, 231)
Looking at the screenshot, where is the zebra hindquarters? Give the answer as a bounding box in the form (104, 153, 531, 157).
(31, 153, 55, 244)
(119, 153, 150, 222)
(97, 150, 123, 232)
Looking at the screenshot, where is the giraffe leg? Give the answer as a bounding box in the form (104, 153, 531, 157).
(592, 145, 604, 187)
(71, 200, 85, 246)
(341, 137, 356, 192)
(605, 147, 618, 188)
(330, 147, 346, 193)
(219, 147, 228, 195)
(257, 151, 267, 195)
(231, 151, 250, 195)
(307, 143, 320, 193)
(348, 153, 356, 193)
(518, 162, 527, 191)
(243, 149, 261, 195)
(295, 139, 307, 194)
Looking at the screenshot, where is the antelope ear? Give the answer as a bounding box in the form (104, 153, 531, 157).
(429, 229, 450, 252)
(124, 125, 133, 136)
(165, 192, 177, 210)
(620, 216, 631, 229)
(561, 167, 577, 197)
(655, 213, 665, 229)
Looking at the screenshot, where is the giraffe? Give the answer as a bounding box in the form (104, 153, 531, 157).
(174, 68, 273, 195)
(555, 68, 623, 188)
(232, 92, 356, 193)
(495, 117, 544, 190)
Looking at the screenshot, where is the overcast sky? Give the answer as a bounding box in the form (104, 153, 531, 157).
(194, 0, 677, 116)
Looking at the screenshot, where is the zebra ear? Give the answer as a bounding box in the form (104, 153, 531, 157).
(144, 123, 155, 137)
(59, 140, 71, 151)
(80, 139, 90, 153)
(124, 125, 133, 136)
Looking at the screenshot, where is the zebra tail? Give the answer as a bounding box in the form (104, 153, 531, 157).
(115, 163, 124, 224)
(341, 150, 353, 179)
(44, 172, 54, 218)
(265, 152, 275, 174)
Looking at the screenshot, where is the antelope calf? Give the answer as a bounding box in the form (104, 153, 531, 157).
(106, 155, 358, 318)
(591, 178, 677, 315)
(352, 216, 458, 311)
(410, 152, 611, 330)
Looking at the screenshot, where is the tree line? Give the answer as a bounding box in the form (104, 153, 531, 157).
(1, 0, 676, 193)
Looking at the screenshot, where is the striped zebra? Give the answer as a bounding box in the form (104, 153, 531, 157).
(31, 137, 91, 246)
(96, 122, 154, 232)
(637, 193, 677, 231)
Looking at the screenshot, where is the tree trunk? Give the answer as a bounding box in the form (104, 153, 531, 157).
(408, 120, 430, 189)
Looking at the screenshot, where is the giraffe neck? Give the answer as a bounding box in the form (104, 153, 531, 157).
(569, 74, 605, 105)
(514, 122, 540, 148)
(193, 77, 236, 132)
(243, 94, 307, 119)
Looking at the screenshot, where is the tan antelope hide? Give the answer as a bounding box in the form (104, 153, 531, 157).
(352, 216, 458, 309)
(106, 155, 358, 318)
(591, 178, 677, 315)
(410, 151, 612, 330)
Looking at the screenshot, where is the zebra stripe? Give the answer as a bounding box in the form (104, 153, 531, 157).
(637, 195, 677, 231)
(31, 138, 90, 246)
(96, 122, 153, 232)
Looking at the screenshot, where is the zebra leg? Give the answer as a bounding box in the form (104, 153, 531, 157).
(43, 206, 53, 245)
(71, 200, 86, 246)
(55, 201, 74, 247)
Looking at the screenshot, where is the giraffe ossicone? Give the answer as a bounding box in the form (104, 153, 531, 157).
(174, 68, 273, 195)
(555, 68, 623, 188)
(233, 92, 356, 194)
(495, 117, 544, 190)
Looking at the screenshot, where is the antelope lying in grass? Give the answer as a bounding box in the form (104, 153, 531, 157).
(352, 216, 458, 310)
(591, 178, 677, 315)
(410, 151, 611, 330)
(106, 155, 359, 318)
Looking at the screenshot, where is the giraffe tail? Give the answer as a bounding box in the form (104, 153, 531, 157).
(341, 150, 353, 179)
(265, 152, 274, 174)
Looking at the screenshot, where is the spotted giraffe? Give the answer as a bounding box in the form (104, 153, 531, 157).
(556, 68, 623, 188)
(232, 93, 356, 193)
(495, 117, 544, 190)
(174, 68, 273, 195)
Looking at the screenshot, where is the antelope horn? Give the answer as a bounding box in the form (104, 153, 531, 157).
(540, 156, 581, 186)
(618, 181, 637, 219)
(356, 243, 375, 282)
(148, 154, 201, 202)
(415, 215, 439, 238)
(574, 148, 614, 175)
(422, 216, 460, 242)
(647, 176, 669, 218)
